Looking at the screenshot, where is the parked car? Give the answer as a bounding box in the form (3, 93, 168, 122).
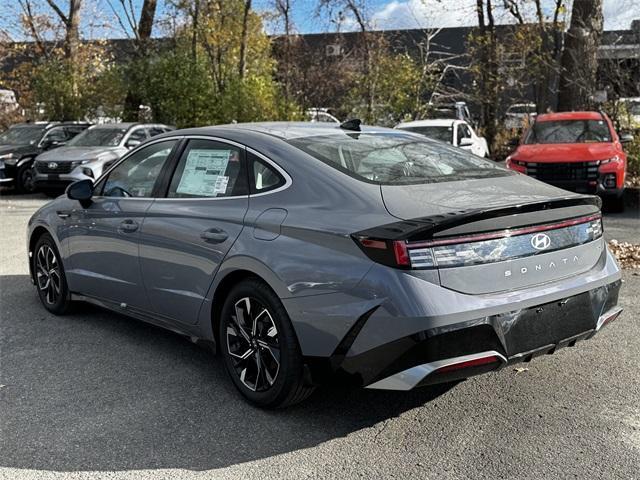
(29, 121, 622, 408)
(617, 97, 640, 128)
(506, 111, 631, 211)
(427, 100, 474, 125)
(0, 122, 90, 193)
(504, 103, 537, 130)
(395, 119, 490, 157)
(306, 108, 340, 123)
(33, 122, 174, 193)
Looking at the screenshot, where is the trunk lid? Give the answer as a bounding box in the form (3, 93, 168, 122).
(380, 174, 584, 221)
(373, 176, 604, 294)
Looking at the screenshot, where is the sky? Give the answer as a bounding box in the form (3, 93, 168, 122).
(256, 0, 640, 34)
(2, 0, 639, 40)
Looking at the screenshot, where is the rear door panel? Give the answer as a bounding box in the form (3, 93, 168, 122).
(138, 198, 248, 324)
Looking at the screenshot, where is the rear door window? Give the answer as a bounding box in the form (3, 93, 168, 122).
(167, 139, 248, 198)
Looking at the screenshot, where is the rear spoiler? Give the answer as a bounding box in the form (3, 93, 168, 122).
(356, 195, 602, 242)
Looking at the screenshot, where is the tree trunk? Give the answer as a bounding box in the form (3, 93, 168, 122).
(45, 0, 83, 119)
(123, 0, 158, 121)
(238, 0, 253, 79)
(475, 0, 497, 149)
(557, 0, 603, 111)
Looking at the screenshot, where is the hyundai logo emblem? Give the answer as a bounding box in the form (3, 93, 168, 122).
(48, 162, 58, 169)
(531, 233, 551, 250)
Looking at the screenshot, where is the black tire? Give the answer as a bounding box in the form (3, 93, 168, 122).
(219, 278, 314, 408)
(16, 163, 35, 194)
(33, 233, 72, 315)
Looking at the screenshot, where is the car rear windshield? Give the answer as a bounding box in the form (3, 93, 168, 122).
(525, 119, 611, 144)
(288, 132, 510, 185)
(0, 126, 45, 145)
(68, 127, 127, 147)
(397, 126, 453, 144)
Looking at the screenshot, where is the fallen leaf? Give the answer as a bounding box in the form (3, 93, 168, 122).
(608, 241, 640, 270)
(514, 367, 529, 374)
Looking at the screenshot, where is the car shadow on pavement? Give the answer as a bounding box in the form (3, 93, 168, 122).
(0, 274, 456, 472)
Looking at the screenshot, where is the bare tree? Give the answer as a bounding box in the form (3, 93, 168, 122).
(45, 0, 83, 62)
(557, 0, 604, 110)
(274, 0, 294, 99)
(319, 0, 377, 122)
(107, 0, 159, 120)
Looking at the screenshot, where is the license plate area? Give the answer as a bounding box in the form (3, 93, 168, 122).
(497, 291, 597, 356)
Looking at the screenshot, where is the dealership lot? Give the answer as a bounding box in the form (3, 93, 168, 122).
(1, 191, 639, 480)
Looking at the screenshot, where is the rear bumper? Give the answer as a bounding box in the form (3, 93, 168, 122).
(361, 286, 621, 390)
(295, 246, 622, 389)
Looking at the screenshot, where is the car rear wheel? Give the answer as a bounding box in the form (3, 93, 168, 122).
(33, 233, 71, 315)
(219, 278, 314, 408)
(16, 163, 35, 193)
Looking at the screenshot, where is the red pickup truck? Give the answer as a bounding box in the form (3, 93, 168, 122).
(506, 111, 631, 210)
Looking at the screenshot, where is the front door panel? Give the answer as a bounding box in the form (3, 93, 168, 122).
(66, 197, 153, 309)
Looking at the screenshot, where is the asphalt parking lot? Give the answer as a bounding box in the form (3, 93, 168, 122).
(1, 191, 639, 480)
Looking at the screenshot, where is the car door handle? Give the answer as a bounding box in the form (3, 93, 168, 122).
(56, 210, 71, 219)
(200, 228, 228, 243)
(119, 219, 139, 233)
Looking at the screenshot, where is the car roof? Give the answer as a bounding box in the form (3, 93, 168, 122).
(396, 119, 457, 128)
(89, 122, 139, 129)
(536, 111, 606, 122)
(163, 122, 398, 140)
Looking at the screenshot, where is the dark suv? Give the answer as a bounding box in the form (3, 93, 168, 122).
(0, 122, 91, 193)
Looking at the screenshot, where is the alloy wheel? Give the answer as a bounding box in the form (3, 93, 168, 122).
(226, 297, 280, 392)
(35, 245, 61, 305)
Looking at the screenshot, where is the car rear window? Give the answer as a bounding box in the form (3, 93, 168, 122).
(68, 127, 127, 147)
(396, 126, 453, 144)
(288, 132, 510, 185)
(525, 119, 611, 144)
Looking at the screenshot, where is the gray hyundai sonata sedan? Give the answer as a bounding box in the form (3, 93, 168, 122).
(27, 121, 622, 408)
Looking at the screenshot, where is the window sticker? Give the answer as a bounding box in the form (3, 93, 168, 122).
(176, 149, 232, 196)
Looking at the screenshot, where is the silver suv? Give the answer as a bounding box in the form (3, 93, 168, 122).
(33, 123, 173, 192)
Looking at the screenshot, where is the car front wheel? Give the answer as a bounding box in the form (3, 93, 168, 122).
(219, 278, 314, 408)
(33, 233, 71, 314)
(16, 163, 35, 193)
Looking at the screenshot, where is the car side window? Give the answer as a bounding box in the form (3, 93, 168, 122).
(248, 151, 285, 194)
(43, 127, 67, 143)
(100, 140, 177, 198)
(148, 127, 165, 137)
(167, 139, 248, 198)
(128, 128, 148, 143)
(64, 126, 87, 139)
(459, 125, 472, 139)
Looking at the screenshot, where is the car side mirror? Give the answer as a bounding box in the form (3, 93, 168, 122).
(125, 139, 141, 149)
(459, 138, 474, 147)
(66, 179, 94, 205)
(620, 133, 634, 144)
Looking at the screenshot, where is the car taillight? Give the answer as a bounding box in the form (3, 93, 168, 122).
(353, 213, 602, 270)
(353, 238, 414, 268)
